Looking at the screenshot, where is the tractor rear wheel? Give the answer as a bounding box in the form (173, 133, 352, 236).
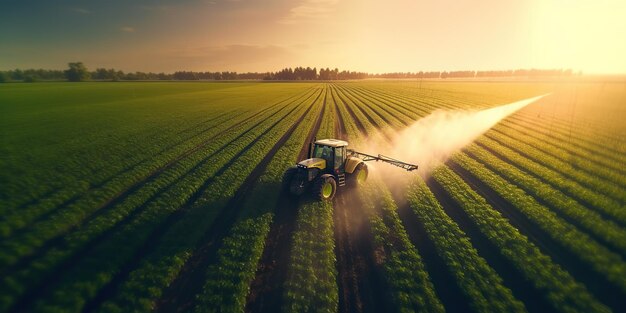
(314, 174, 337, 201)
(350, 163, 368, 187)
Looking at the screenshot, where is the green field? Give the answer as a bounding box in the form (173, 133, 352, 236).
(0, 80, 624, 313)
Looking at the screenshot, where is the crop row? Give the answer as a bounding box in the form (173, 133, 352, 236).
(0, 86, 313, 239)
(359, 181, 444, 313)
(337, 85, 408, 128)
(367, 83, 626, 249)
(341, 83, 617, 312)
(506, 115, 626, 172)
(0, 110, 243, 241)
(194, 214, 273, 313)
(362, 80, 623, 174)
(451, 151, 626, 293)
(0, 95, 304, 312)
(89, 87, 324, 313)
(495, 120, 626, 187)
(283, 200, 338, 313)
(484, 129, 625, 207)
(0, 89, 316, 273)
(282, 87, 338, 313)
(406, 177, 526, 313)
(476, 135, 625, 225)
(3, 89, 317, 312)
(334, 85, 445, 312)
(341, 85, 531, 313)
(0, 106, 247, 234)
(430, 165, 609, 313)
(192, 86, 327, 312)
(352, 82, 623, 217)
(466, 144, 625, 253)
(2, 85, 278, 216)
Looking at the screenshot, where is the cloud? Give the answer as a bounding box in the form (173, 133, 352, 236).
(279, 0, 338, 24)
(70, 7, 91, 14)
(120, 26, 136, 33)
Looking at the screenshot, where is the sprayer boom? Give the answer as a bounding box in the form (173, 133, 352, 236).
(347, 149, 418, 171)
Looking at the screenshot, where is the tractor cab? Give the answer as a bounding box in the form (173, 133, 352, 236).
(307, 139, 348, 174)
(287, 138, 367, 200)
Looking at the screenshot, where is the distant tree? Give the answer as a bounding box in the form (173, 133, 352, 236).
(93, 68, 110, 80)
(11, 69, 24, 81)
(64, 62, 90, 82)
(0, 71, 9, 83)
(23, 75, 38, 82)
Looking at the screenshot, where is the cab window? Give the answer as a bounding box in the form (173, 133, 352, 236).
(334, 147, 345, 170)
(313, 144, 333, 163)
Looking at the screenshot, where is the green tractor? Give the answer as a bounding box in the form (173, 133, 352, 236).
(283, 139, 418, 201)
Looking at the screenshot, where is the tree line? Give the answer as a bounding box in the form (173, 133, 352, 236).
(0, 62, 575, 83)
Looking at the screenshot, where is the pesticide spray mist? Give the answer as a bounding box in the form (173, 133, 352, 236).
(361, 94, 549, 187)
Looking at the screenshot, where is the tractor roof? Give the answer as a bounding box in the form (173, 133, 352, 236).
(315, 138, 348, 148)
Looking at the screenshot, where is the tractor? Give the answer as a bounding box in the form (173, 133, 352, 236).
(283, 138, 418, 200)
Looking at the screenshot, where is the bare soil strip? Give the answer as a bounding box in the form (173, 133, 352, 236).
(449, 160, 622, 311)
(334, 189, 390, 313)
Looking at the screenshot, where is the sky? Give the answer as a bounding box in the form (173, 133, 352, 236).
(1, 0, 625, 74)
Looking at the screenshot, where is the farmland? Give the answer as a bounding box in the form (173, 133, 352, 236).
(0, 79, 624, 313)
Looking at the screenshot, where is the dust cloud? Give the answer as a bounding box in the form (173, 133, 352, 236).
(359, 94, 549, 185)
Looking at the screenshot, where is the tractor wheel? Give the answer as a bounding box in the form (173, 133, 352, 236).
(282, 166, 298, 194)
(314, 174, 337, 201)
(350, 163, 368, 187)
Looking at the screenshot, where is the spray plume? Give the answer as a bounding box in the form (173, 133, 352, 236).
(361, 94, 549, 183)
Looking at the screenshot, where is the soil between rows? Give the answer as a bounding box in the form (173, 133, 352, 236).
(245, 87, 327, 312)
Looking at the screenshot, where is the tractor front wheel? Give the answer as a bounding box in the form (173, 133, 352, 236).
(314, 174, 337, 201)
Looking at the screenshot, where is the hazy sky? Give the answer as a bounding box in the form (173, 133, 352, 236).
(1, 0, 625, 73)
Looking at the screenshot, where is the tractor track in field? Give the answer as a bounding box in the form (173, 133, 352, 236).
(154, 88, 324, 313)
(8, 90, 318, 313)
(448, 160, 622, 312)
(334, 189, 390, 313)
(1, 90, 315, 278)
(331, 93, 389, 313)
(425, 176, 554, 313)
(244, 87, 327, 313)
(391, 191, 473, 313)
